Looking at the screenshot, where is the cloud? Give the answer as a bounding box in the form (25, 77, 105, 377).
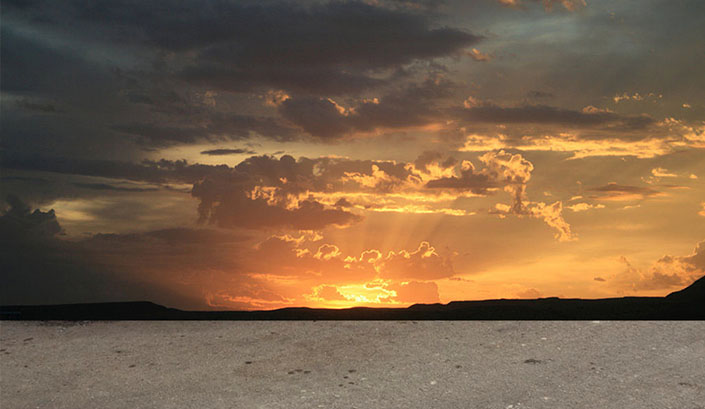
(0, 198, 220, 308)
(2, 149, 574, 239)
(72, 182, 158, 193)
(0, 151, 232, 185)
(194, 189, 362, 231)
(496, 0, 586, 12)
(247, 235, 455, 284)
(456, 122, 705, 159)
(0, 195, 62, 239)
(467, 48, 492, 62)
(651, 167, 677, 178)
(588, 182, 661, 201)
(614, 241, 705, 292)
(380, 241, 455, 280)
(201, 148, 257, 156)
(613, 92, 662, 104)
(278, 76, 454, 138)
(111, 114, 299, 147)
(425, 150, 533, 200)
(424, 161, 498, 194)
(457, 101, 654, 130)
(4, 0, 479, 97)
(433, 150, 574, 241)
(565, 202, 605, 212)
(1, 0, 485, 156)
(176, 1, 481, 95)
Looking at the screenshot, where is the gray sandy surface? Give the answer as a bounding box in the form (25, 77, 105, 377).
(1, 321, 704, 409)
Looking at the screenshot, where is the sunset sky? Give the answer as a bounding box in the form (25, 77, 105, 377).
(2, 0, 704, 310)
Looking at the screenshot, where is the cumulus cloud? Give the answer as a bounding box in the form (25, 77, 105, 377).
(651, 167, 677, 178)
(424, 161, 497, 194)
(613, 92, 662, 104)
(614, 241, 705, 292)
(3, 148, 574, 239)
(0, 195, 62, 239)
(425, 150, 573, 241)
(425, 150, 533, 200)
(380, 241, 455, 280)
(247, 235, 455, 284)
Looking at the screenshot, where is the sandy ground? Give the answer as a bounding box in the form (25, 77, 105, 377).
(1, 321, 704, 409)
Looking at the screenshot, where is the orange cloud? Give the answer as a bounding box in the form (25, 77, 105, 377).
(467, 48, 492, 62)
(612, 241, 705, 292)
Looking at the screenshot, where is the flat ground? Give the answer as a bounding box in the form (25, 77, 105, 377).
(1, 321, 703, 409)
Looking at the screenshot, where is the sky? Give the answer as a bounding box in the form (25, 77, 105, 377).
(1, 0, 704, 310)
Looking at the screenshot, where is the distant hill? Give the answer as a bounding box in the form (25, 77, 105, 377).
(666, 275, 705, 301)
(2, 276, 704, 320)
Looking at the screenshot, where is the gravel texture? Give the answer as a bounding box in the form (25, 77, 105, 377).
(1, 321, 704, 408)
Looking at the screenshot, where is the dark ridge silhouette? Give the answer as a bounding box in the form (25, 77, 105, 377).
(2, 276, 704, 320)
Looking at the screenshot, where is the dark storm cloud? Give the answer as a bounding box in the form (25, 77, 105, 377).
(0, 195, 62, 239)
(1, 0, 485, 157)
(5, 0, 481, 97)
(201, 148, 257, 156)
(0, 196, 245, 308)
(279, 77, 455, 138)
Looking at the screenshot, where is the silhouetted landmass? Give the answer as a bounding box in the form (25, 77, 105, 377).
(2, 276, 704, 320)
